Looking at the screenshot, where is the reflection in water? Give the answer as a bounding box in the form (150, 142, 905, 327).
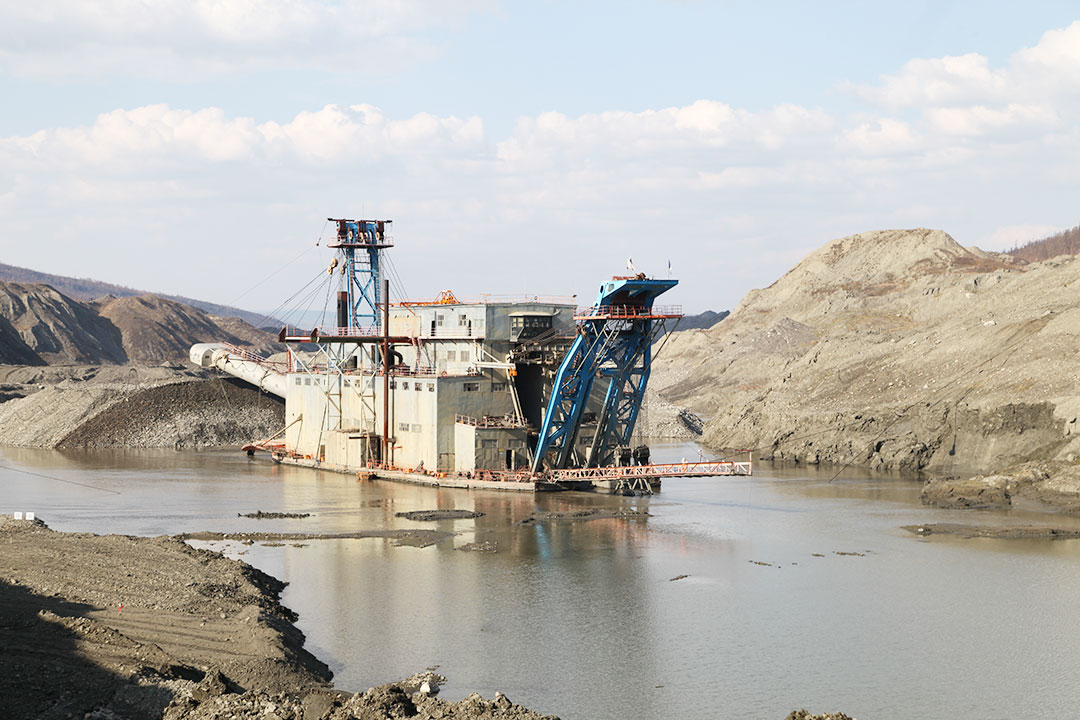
(5, 443, 1080, 719)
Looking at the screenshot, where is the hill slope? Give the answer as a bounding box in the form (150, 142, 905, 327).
(0, 262, 272, 328)
(650, 228, 1080, 475)
(0, 281, 280, 365)
(92, 294, 280, 365)
(0, 282, 127, 364)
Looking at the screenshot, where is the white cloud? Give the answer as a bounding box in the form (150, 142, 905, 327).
(841, 117, 922, 155)
(852, 53, 1010, 110)
(495, 101, 834, 175)
(3, 20, 1080, 313)
(1, 104, 485, 170)
(851, 20, 1080, 114)
(0, 0, 493, 78)
(924, 103, 1059, 138)
(1014, 20, 1080, 83)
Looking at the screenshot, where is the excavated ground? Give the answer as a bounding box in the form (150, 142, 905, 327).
(648, 229, 1080, 511)
(1, 518, 564, 720)
(0, 365, 282, 449)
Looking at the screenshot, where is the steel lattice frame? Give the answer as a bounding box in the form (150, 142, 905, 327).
(340, 220, 384, 329)
(532, 284, 677, 472)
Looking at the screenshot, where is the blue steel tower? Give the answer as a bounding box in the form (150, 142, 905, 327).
(532, 276, 680, 471)
(328, 218, 393, 329)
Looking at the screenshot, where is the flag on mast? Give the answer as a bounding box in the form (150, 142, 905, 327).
(626, 257, 637, 273)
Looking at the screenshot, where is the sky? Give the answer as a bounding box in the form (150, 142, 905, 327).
(1, 1, 1079, 315)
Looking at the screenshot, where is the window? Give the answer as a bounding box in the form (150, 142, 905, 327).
(428, 384, 435, 392)
(398, 422, 411, 433)
(492, 382, 507, 392)
(447, 350, 457, 361)
(304, 377, 311, 385)
(402, 381, 409, 390)
(412, 423, 422, 432)
(509, 439, 526, 448)
(463, 382, 480, 392)
(414, 383, 422, 391)
(511, 315, 552, 340)
(295, 377, 301, 386)
(459, 314, 468, 326)
(343, 379, 351, 386)
(481, 439, 497, 448)
(579, 435, 593, 445)
(390, 381, 396, 389)
(436, 314, 444, 326)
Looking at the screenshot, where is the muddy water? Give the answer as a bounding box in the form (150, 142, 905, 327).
(4, 443, 1080, 719)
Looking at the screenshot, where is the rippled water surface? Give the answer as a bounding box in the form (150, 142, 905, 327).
(5, 443, 1080, 719)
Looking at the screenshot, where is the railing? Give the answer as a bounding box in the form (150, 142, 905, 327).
(395, 294, 576, 306)
(472, 469, 539, 483)
(425, 327, 484, 339)
(309, 326, 385, 337)
(455, 414, 529, 428)
(283, 325, 486, 341)
(393, 366, 439, 377)
(548, 459, 752, 481)
(574, 305, 683, 320)
(221, 342, 288, 370)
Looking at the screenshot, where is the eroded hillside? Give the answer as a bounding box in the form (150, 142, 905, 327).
(0, 281, 280, 365)
(649, 228, 1080, 475)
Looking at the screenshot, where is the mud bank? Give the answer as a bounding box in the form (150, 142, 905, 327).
(904, 523, 1080, 539)
(922, 460, 1080, 512)
(1, 517, 331, 720)
(179, 529, 453, 548)
(0, 517, 559, 720)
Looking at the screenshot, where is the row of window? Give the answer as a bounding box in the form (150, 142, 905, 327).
(480, 438, 527, 449)
(294, 376, 367, 388)
(434, 314, 480, 326)
(294, 377, 507, 394)
(397, 422, 423, 433)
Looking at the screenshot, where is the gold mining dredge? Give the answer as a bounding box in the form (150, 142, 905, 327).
(190, 218, 751, 493)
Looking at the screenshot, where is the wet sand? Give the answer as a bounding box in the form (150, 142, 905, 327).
(0, 517, 556, 719)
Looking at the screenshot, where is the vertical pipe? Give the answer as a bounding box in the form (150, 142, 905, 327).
(382, 278, 390, 467)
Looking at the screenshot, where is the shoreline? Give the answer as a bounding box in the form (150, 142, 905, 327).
(0, 516, 557, 720)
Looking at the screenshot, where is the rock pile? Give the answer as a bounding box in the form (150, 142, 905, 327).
(648, 228, 1080, 479)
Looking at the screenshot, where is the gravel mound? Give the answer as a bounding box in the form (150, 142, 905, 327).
(649, 228, 1080, 486)
(0, 368, 283, 449)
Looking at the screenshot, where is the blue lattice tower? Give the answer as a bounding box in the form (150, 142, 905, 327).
(328, 219, 393, 329)
(532, 276, 680, 471)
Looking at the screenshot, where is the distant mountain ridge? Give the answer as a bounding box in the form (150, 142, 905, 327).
(0, 280, 281, 366)
(0, 262, 273, 329)
(678, 310, 728, 331)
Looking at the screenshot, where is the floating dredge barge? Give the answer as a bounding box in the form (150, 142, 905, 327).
(190, 219, 751, 493)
